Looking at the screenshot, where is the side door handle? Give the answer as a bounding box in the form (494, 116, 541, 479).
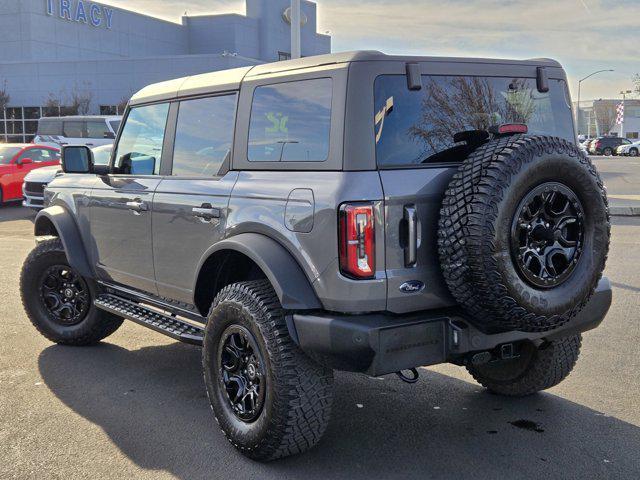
(403, 205, 418, 267)
(192, 204, 221, 221)
(126, 199, 148, 214)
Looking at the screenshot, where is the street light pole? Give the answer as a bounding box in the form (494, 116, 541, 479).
(291, 0, 301, 59)
(577, 69, 614, 136)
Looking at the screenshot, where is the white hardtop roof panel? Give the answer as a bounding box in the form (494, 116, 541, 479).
(130, 67, 252, 105)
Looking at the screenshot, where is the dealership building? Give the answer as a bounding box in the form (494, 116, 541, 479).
(0, 0, 331, 142)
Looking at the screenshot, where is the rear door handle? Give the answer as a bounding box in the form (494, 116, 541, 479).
(192, 204, 221, 221)
(403, 205, 418, 267)
(126, 200, 148, 214)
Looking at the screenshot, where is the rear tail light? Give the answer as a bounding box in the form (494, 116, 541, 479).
(339, 203, 375, 279)
(595, 140, 602, 149)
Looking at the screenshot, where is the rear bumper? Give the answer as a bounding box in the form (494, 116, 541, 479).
(291, 278, 612, 376)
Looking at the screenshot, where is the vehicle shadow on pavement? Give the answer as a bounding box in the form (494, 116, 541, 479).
(39, 342, 640, 480)
(0, 203, 36, 223)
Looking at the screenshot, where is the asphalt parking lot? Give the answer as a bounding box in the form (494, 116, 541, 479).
(1, 158, 639, 479)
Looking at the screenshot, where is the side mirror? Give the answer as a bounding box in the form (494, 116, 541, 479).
(62, 145, 94, 174)
(17, 158, 34, 166)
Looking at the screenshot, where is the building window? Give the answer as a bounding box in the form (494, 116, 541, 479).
(628, 132, 639, 139)
(278, 51, 291, 61)
(100, 105, 118, 115)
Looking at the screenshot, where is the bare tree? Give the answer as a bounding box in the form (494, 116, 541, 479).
(44, 93, 62, 117)
(634, 74, 640, 96)
(117, 96, 129, 115)
(69, 83, 94, 115)
(0, 80, 10, 120)
(593, 102, 617, 135)
(409, 77, 537, 159)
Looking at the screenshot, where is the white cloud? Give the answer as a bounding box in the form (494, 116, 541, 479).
(111, 0, 639, 99)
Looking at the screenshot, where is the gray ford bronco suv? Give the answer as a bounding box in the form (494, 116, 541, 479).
(20, 51, 611, 461)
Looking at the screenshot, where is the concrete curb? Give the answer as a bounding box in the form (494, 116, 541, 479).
(610, 206, 640, 217)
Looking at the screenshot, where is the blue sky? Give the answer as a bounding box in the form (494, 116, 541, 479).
(113, 0, 638, 103)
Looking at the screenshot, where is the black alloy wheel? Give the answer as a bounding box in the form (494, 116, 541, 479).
(39, 265, 90, 325)
(603, 147, 613, 156)
(511, 182, 584, 289)
(218, 325, 266, 422)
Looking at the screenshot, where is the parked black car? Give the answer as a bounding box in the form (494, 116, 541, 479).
(589, 136, 632, 156)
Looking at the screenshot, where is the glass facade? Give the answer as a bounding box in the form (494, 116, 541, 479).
(0, 107, 41, 143)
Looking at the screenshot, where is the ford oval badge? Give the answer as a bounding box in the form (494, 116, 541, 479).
(399, 281, 425, 294)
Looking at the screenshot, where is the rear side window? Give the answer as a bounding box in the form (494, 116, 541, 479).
(375, 75, 575, 167)
(38, 119, 63, 136)
(248, 78, 332, 162)
(87, 121, 110, 138)
(114, 103, 170, 175)
(172, 94, 237, 177)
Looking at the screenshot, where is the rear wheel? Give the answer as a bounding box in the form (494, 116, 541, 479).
(202, 280, 334, 461)
(467, 335, 581, 396)
(629, 148, 639, 157)
(20, 238, 123, 345)
(603, 147, 613, 156)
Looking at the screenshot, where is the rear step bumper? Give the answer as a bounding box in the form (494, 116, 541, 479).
(95, 295, 204, 346)
(291, 278, 612, 377)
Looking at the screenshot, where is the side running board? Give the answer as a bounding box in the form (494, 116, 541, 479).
(95, 294, 204, 346)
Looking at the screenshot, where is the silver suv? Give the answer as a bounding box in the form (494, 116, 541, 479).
(20, 52, 612, 461)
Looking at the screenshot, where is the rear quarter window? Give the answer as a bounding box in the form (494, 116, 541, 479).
(375, 75, 575, 168)
(248, 78, 332, 162)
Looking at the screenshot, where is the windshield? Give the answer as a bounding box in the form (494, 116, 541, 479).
(375, 75, 575, 167)
(0, 146, 21, 164)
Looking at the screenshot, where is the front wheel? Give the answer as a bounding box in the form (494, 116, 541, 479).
(629, 148, 638, 157)
(20, 238, 123, 345)
(202, 280, 334, 461)
(467, 335, 582, 396)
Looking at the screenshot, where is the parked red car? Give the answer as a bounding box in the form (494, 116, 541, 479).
(0, 144, 61, 204)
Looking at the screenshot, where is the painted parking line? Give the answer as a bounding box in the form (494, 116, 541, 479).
(608, 195, 640, 201)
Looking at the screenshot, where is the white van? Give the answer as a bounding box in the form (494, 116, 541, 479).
(34, 116, 122, 147)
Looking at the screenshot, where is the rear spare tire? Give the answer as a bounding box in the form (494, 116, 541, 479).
(438, 135, 609, 333)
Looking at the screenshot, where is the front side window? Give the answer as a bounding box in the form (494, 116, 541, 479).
(21, 148, 60, 162)
(114, 103, 170, 175)
(172, 94, 237, 177)
(375, 75, 575, 167)
(63, 121, 84, 138)
(248, 78, 332, 162)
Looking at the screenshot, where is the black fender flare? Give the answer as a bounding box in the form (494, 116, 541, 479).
(34, 206, 94, 279)
(196, 233, 321, 311)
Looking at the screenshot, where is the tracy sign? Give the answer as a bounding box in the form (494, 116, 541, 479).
(46, 0, 114, 29)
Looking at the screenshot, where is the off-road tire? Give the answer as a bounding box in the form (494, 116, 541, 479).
(467, 335, 582, 396)
(202, 280, 334, 461)
(438, 135, 610, 333)
(20, 238, 123, 345)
